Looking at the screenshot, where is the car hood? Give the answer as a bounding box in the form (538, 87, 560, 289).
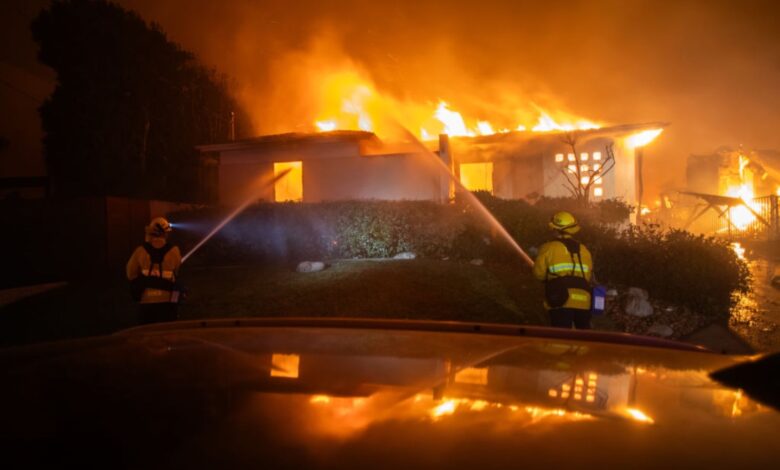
(1, 318, 778, 469)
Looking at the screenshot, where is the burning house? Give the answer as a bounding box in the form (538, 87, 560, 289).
(197, 122, 666, 212)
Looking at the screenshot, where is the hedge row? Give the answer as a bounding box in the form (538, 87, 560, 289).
(171, 195, 748, 316)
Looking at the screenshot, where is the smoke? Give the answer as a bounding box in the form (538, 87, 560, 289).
(117, 0, 780, 198)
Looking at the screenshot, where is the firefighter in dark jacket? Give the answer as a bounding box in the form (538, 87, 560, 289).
(533, 211, 594, 329)
(126, 217, 182, 324)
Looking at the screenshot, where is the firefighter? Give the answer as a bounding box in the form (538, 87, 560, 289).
(126, 217, 182, 324)
(533, 211, 594, 329)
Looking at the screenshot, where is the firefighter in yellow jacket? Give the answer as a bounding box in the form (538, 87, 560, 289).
(533, 211, 594, 329)
(126, 217, 182, 324)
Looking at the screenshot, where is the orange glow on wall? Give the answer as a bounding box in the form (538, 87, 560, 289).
(270, 353, 300, 378)
(460, 162, 493, 193)
(274, 161, 303, 202)
(454, 367, 489, 385)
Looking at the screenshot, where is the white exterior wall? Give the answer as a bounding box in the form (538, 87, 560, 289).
(541, 137, 632, 204)
(217, 140, 445, 205)
(303, 153, 444, 202)
(210, 128, 650, 206)
(612, 139, 637, 206)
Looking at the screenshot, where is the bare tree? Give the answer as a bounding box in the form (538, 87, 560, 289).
(557, 131, 616, 205)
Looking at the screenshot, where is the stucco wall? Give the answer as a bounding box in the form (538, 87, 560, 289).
(303, 153, 443, 202)
(216, 140, 445, 204)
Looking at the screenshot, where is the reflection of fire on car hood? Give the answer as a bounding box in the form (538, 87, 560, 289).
(1, 318, 778, 468)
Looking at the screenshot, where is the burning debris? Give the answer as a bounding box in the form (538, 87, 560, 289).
(672, 148, 780, 238)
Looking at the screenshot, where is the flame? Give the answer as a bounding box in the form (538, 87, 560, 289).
(477, 121, 495, 135)
(719, 154, 762, 230)
(431, 399, 458, 418)
(315, 120, 338, 131)
(626, 129, 663, 148)
(308, 68, 600, 139)
(525, 406, 593, 421)
(532, 112, 600, 132)
(726, 186, 758, 230)
(427, 396, 593, 422)
(435, 102, 476, 137)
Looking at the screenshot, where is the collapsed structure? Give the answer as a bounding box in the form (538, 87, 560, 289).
(677, 148, 780, 238)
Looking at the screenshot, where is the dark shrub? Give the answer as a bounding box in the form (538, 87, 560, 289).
(171, 196, 749, 315)
(591, 225, 750, 315)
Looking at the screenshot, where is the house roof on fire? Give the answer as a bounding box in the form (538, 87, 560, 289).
(195, 122, 669, 155)
(451, 121, 669, 145)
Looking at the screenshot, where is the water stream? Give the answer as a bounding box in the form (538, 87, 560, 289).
(181, 125, 535, 268)
(181, 168, 291, 263)
(395, 125, 536, 267)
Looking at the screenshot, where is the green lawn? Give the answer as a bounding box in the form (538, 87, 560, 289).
(0, 259, 548, 347)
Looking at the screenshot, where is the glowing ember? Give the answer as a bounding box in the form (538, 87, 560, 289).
(310, 395, 331, 404)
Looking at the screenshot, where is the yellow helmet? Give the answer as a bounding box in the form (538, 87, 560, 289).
(549, 211, 579, 234)
(146, 217, 173, 237)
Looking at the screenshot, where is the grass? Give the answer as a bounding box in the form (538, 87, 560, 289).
(0, 259, 547, 347)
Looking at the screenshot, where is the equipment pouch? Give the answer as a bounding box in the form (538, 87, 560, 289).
(544, 281, 570, 308)
(545, 275, 591, 309)
(591, 285, 607, 315)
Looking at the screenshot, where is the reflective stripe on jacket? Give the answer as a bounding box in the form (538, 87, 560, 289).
(126, 245, 182, 303)
(533, 237, 593, 310)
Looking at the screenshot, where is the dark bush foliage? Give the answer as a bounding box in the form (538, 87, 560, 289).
(171, 196, 749, 315)
(589, 225, 750, 315)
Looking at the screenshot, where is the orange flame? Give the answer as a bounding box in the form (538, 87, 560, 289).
(724, 154, 760, 230)
(310, 68, 601, 139)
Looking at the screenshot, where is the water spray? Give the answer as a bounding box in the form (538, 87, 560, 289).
(394, 125, 536, 267)
(181, 168, 292, 264)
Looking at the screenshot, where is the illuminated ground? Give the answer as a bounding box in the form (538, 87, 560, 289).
(0, 259, 546, 347)
(4, 257, 769, 352)
(179, 259, 544, 323)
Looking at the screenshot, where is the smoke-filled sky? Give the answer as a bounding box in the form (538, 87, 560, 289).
(3, 0, 780, 197)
